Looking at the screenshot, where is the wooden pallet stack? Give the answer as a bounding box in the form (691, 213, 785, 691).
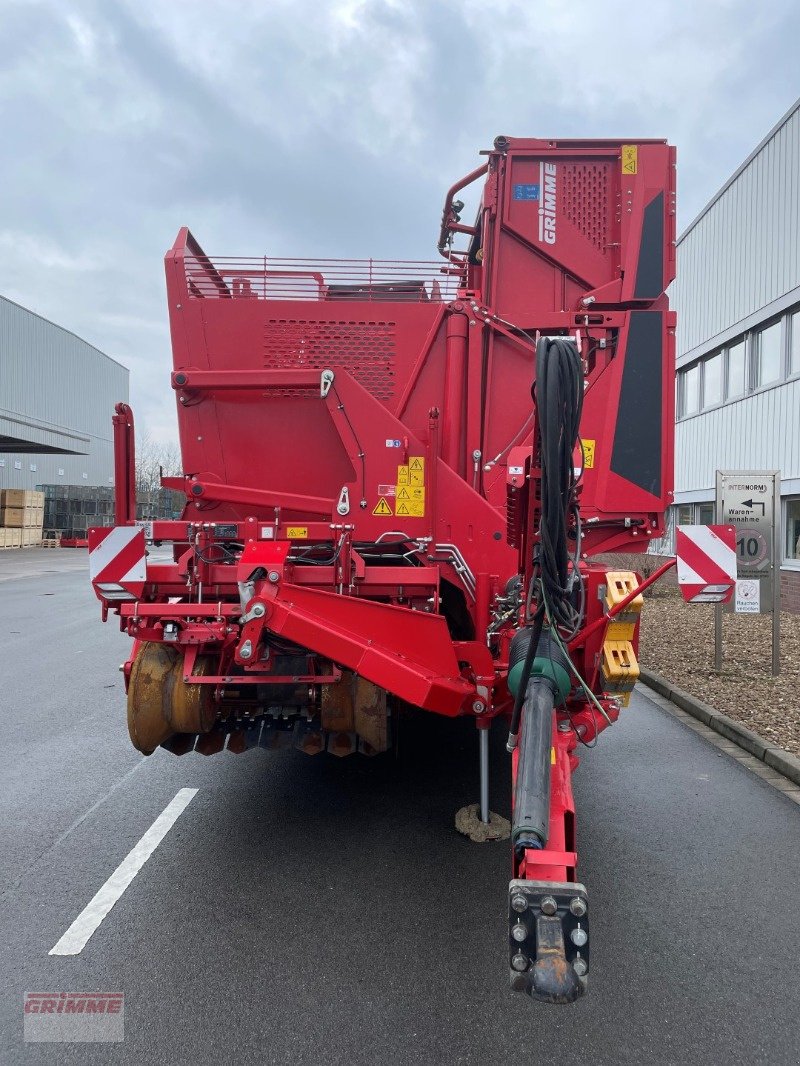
(0, 489, 45, 548)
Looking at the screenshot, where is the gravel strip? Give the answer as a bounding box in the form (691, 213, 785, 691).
(637, 587, 800, 756)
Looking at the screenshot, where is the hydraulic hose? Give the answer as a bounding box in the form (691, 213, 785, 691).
(507, 335, 583, 751)
(512, 676, 556, 853)
(533, 336, 584, 638)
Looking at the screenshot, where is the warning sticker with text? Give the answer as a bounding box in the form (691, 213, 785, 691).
(389, 455, 426, 516)
(408, 456, 425, 484)
(621, 144, 638, 174)
(395, 485, 425, 517)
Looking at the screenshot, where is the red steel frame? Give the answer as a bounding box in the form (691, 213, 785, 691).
(93, 136, 676, 927)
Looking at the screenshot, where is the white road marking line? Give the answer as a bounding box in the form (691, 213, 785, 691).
(49, 788, 198, 956)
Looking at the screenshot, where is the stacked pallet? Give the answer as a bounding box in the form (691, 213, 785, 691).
(38, 484, 184, 540)
(40, 484, 115, 542)
(0, 489, 45, 548)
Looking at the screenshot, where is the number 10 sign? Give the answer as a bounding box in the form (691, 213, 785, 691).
(715, 469, 781, 676)
(716, 470, 779, 615)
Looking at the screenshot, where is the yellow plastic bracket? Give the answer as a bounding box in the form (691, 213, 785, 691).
(601, 639, 640, 698)
(604, 571, 644, 641)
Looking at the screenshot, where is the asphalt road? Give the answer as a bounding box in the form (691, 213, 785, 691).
(1, 548, 799, 1065)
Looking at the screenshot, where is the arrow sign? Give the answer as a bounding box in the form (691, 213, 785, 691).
(741, 498, 766, 515)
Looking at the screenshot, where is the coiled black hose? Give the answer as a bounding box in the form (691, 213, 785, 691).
(507, 337, 583, 749)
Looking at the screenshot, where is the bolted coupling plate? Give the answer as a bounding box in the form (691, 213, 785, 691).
(507, 880, 589, 1003)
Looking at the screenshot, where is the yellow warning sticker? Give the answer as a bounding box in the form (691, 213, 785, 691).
(396, 464, 410, 486)
(551, 747, 556, 766)
(582, 439, 596, 469)
(621, 144, 638, 175)
(287, 526, 308, 539)
(408, 456, 425, 485)
(395, 485, 425, 517)
(372, 497, 393, 517)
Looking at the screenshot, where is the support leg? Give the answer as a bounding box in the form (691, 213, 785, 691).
(454, 721, 510, 842)
(479, 725, 489, 824)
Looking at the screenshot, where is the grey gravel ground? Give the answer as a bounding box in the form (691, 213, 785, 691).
(639, 587, 800, 755)
(1, 549, 799, 1065)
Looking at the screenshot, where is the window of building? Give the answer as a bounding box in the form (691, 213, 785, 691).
(681, 364, 699, 416)
(703, 352, 722, 407)
(755, 320, 782, 386)
(787, 498, 800, 562)
(677, 504, 694, 526)
(697, 503, 715, 524)
(726, 339, 746, 398)
(790, 310, 800, 377)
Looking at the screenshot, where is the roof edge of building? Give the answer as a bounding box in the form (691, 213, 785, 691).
(0, 293, 130, 375)
(678, 95, 800, 245)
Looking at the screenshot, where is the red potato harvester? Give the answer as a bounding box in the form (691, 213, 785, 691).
(90, 135, 695, 1002)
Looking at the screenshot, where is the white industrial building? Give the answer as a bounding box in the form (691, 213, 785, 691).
(0, 295, 128, 490)
(670, 97, 800, 612)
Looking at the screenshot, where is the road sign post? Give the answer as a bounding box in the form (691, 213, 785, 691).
(714, 470, 781, 676)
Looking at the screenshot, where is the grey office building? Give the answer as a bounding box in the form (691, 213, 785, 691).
(671, 98, 800, 611)
(0, 295, 128, 491)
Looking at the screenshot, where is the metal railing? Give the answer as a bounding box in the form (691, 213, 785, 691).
(183, 254, 462, 302)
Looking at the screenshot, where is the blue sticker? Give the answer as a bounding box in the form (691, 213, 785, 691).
(513, 183, 540, 200)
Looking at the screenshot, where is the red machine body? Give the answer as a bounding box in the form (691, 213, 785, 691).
(91, 136, 676, 1002)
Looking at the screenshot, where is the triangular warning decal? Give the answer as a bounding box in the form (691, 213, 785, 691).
(397, 487, 411, 500)
(372, 497, 393, 516)
(396, 503, 410, 515)
(409, 457, 423, 471)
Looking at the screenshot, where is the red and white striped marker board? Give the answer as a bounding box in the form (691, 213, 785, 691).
(88, 525, 147, 601)
(676, 525, 736, 604)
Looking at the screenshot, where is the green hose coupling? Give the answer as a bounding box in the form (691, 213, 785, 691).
(507, 629, 571, 701)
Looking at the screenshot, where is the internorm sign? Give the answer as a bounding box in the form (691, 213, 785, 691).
(716, 471, 778, 616)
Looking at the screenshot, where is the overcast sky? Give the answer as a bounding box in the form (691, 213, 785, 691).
(1, 0, 798, 443)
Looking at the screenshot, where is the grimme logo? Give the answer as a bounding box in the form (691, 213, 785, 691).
(539, 161, 557, 245)
(24, 992, 124, 1043)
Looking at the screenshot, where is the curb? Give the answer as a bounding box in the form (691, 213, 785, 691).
(639, 666, 800, 789)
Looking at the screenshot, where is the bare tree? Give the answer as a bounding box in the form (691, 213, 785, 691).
(135, 429, 183, 518)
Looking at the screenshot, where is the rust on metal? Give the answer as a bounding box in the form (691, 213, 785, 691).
(529, 916, 582, 1004)
(127, 642, 179, 755)
(127, 642, 216, 755)
(169, 653, 215, 734)
(353, 675, 388, 753)
(195, 731, 226, 756)
(321, 671, 355, 733)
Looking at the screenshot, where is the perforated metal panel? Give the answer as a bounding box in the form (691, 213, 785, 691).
(560, 164, 609, 252)
(264, 319, 396, 401)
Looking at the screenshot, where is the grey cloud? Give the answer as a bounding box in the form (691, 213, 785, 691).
(0, 0, 797, 442)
